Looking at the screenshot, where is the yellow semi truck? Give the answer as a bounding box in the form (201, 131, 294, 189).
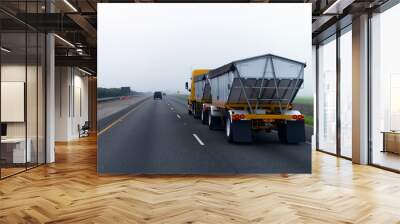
(185, 54, 306, 143)
(185, 69, 210, 120)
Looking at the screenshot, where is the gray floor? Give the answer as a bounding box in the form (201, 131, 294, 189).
(98, 95, 311, 174)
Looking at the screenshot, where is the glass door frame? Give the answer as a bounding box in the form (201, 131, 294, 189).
(367, 2, 400, 173)
(0, 3, 48, 180)
(315, 25, 353, 161)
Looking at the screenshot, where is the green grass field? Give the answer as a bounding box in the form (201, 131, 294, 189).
(304, 115, 313, 126)
(293, 96, 313, 105)
(293, 96, 313, 126)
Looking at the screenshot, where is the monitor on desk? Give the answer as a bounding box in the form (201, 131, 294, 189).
(1, 123, 7, 138)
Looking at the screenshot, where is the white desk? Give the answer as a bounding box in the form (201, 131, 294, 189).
(1, 138, 31, 163)
(382, 131, 400, 154)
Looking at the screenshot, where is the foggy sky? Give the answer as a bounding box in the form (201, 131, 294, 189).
(98, 3, 313, 96)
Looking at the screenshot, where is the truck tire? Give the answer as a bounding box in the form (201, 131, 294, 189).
(201, 109, 208, 125)
(208, 112, 219, 130)
(193, 104, 201, 119)
(188, 103, 192, 115)
(225, 115, 252, 143)
(225, 117, 233, 142)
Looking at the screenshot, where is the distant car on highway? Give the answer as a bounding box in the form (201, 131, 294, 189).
(154, 91, 162, 100)
(163, 92, 166, 96)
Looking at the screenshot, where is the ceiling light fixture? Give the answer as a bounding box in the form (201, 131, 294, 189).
(54, 34, 75, 48)
(1, 47, 11, 53)
(78, 67, 92, 76)
(63, 0, 78, 12)
(323, 0, 355, 15)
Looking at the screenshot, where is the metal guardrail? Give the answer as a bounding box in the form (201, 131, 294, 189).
(97, 97, 120, 102)
(97, 95, 143, 103)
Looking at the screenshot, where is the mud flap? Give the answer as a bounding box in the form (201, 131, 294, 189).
(231, 120, 253, 143)
(278, 120, 305, 144)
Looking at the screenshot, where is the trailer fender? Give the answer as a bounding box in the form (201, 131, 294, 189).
(227, 109, 249, 120)
(283, 110, 301, 120)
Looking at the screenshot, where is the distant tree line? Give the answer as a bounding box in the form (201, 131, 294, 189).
(97, 87, 139, 98)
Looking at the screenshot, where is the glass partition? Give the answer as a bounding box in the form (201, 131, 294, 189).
(0, 2, 46, 179)
(370, 4, 400, 171)
(317, 36, 337, 154)
(1, 31, 28, 177)
(339, 28, 352, 158)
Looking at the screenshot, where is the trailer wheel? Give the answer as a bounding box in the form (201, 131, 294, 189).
(201, 109, 208, 125)
(187, 103, 192, 115)
(208, 112, 218, 130)
(208, 112, 213, 129)
(193, 104, 201, 119)
(226, 118, 253, 143)
(225, 117, 233, 142)
(192, 104, 196, 118)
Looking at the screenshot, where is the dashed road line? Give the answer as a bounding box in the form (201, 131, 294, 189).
(177, 114, 181, 119)
(192, 134, 205, 146)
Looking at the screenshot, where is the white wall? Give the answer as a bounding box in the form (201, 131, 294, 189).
(1, 63, 46, 164)
(55, 66, 70, 141)
(1, 65, 38, 138)
(55, 67, 89, 141)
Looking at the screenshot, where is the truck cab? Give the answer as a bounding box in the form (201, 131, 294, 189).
(185, 69, 209, 116)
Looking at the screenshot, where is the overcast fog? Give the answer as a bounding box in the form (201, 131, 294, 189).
(98, 3, 313, 96)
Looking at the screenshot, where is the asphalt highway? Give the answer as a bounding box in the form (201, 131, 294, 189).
(97, 95, 311, 174)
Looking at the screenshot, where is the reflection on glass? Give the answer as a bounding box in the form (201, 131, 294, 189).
(340, 30, 352, 158)
(1, 32, 27, 177)
(371, 4, 400, 171)
(0, 1, 47, 179)
(318, 37, 337, 154)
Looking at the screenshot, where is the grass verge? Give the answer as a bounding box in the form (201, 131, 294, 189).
(293, 96, 313, 105)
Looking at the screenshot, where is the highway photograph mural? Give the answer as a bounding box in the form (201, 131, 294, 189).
(97, 3, 313, 174)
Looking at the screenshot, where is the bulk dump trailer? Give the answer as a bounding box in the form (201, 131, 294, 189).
(190, 54, 306, 143)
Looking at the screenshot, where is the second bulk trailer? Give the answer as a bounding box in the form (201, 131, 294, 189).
(185, 54, 306, 144)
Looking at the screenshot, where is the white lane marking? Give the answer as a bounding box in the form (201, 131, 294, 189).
(192, 134, 205, 146)
(170, 107, 174, 110)
(177, 114, 181, 119)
